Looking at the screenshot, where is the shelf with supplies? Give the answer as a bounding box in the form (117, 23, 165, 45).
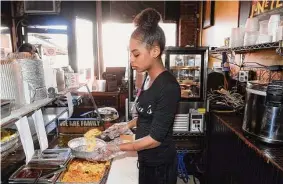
(0, 107, 68, 159)
(173, 132, 205, 137)
(170, 66, 200, 70)
(210, 41, 282, 54)
(179, 82, 200, 86)
(0, 83, 88, 127)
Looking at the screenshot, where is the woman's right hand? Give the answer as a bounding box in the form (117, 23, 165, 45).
(101, 122, 130, 139)
(89, 143, 124, 161)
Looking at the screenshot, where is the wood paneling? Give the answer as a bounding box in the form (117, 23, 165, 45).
(201, 1, 239, 47)
(107, 1, 165, 22)
(179, 1, 199, 46)
(1, 1, 12, 26)
(238, 1, 252, 27)
(203, 1, 283, 83)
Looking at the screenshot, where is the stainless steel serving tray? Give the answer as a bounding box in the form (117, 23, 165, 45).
(29, 148, 72, 166)
(1, 128, 19, 149)
(9, 164, 64, 184)
(0, 136, 18, 153)
(1, 143, 18, 159)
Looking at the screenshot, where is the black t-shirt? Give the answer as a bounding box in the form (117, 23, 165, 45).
(135, 70, 181, 166)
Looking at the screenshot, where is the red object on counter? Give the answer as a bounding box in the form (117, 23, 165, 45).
(16, 168, 41, 178)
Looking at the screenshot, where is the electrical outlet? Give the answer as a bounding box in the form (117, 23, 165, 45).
(190, 119, 203, 132)
(189, 112, 204, 133)
(238, 70, 256, 82)
(239, 71, 249, 82)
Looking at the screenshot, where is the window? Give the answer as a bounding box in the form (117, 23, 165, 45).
(75, 18, 94, 72)
(1, 27, 12, 57)
(27, 25, 69, 68)
(102, 23, 177, 73)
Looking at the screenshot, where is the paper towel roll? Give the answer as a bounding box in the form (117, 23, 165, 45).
(96, 80, 106, 92)
(0, 59, 24, 108)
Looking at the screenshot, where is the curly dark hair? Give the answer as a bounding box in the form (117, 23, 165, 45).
(131, 8, 166, 57)
(18, 43, 36, 53)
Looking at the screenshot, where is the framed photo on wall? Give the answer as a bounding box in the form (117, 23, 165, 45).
(203, 0, 215, 29)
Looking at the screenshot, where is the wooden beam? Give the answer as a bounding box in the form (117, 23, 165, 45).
(10, 2, 17, 52)
(26, 28, 67, 34)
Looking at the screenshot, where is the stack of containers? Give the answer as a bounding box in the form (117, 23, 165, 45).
(0, 59, 24, 109)
(55, 68, 66, 92)
(62, 65, 80, 89)
(276, 25, 283, 42)
(7, 52, 47, 104)
(257, 20, 272, 44)
(42, 58, 57, 92)
(268, 14, 281, 42)
(229, 27, 245, 48)
(244, 17, 259, 46)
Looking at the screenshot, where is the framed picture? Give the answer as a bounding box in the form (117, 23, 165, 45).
(203, 0, 215, 29)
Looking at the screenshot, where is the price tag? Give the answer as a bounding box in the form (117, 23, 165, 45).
(15, 116, 35, 164)
(66, 92, 74, 117)
(32, 109, 48, 152)
(197, 108, 206, 114)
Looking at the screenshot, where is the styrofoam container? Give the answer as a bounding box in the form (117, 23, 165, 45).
(230, 28, 245, 47)
(244, 31, 259, 46)
(245, 17, 259, 32)
(268, 14, 281, 41)
(276, 26, 283, 41)
(96, 80, 106, 92)
(256, 34, 272, 44)
(259, 20, 269, 35)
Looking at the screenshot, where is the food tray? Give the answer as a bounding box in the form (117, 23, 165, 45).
(68, 137, 106, 160)
(1, 143, 18, 159)
(29, 148, 72, 166)
(1, 128, 19, 147)
(55, 158, 112, 184)
(0, 136, 18, 153)
(9, 164, 64, 183)
(1, 99, 12, 119)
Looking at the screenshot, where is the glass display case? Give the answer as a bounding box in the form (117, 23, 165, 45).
(126, 47, 208, 122)
(164, 47, 208, 101)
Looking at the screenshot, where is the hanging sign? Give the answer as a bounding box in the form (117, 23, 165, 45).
(250, 0, 283, 17)
(58, 118, 103, 134)
(44, 47, 57, 56)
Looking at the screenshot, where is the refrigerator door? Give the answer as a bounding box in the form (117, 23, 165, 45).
(164, 47, 208, 102)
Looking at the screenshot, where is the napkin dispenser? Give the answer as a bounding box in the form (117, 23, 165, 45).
(102, 72, 118, 92)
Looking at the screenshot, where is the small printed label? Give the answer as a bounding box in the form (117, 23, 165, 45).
(58, 119, 101, 127)
(197, 108, 206, 114)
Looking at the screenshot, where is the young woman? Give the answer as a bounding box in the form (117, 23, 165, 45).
(98, 8, 180, 184)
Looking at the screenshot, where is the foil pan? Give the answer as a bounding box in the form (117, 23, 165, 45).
(1, 128, 19, 147)
(1, 143, 18, 159)
(96, 107, 119, 121)
(68, 137, 106, 160)
(55, 158, 112, 184)
(1, 136, 18, 153)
